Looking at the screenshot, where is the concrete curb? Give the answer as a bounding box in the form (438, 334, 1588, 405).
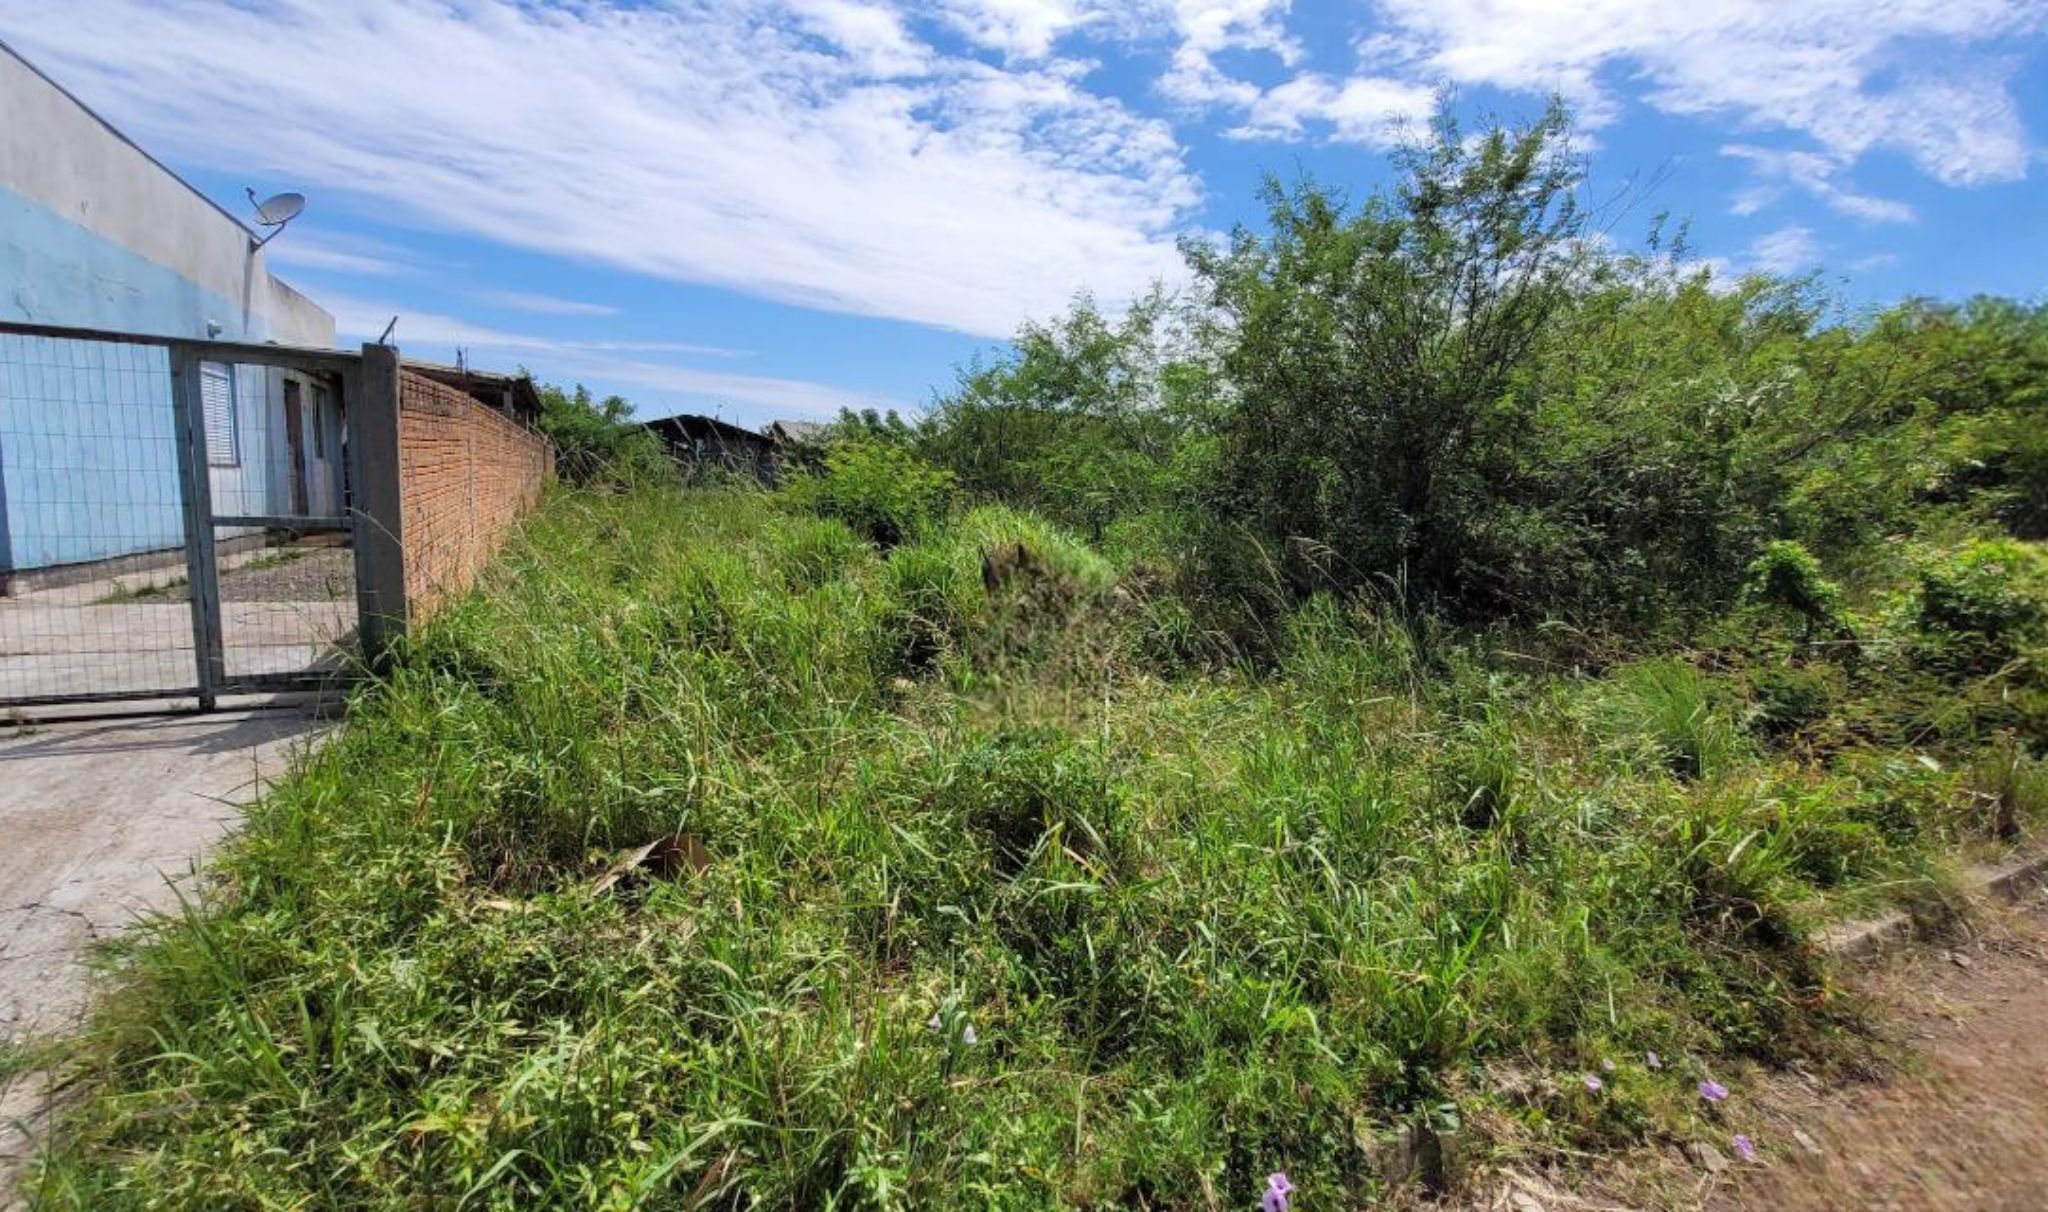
(1817, 849, 2048, 960)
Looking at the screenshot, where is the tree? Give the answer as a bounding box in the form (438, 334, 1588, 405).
(920, 290, 1200, 542)
(536, 383, 669, 483)
(1184, 101, 1589, 613)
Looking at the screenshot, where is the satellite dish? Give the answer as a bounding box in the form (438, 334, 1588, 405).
(244, 188, 307, 247)
(252, 191, 306, 226)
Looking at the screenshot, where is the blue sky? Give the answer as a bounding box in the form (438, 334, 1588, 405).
(4, 1, 2045, 426)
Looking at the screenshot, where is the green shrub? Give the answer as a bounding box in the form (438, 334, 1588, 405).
(789, 440, 956, 547)
(536, 382, 671, 484)
(1747, 664, 1844, 740)
(1916, 537, 2048, 667)
(877, 537, 982, 671)
(1970, 733, 2048, 840)
(1441, 710, 1525, 830)
(940, 728, 1126, 876)
(762, 512, 870, 591)
(1741, 541, 1850, 642)
(875, 507, 1122, 677)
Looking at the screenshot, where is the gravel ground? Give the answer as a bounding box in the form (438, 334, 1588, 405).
(164, 546, 355, 604)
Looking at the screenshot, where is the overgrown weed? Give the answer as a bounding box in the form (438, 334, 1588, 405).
(25, 484, 2040, 1209)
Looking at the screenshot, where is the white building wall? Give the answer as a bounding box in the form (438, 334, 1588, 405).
(0, 43, 342, 572)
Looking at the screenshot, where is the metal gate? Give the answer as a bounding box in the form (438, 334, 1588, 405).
(0, 321, 388, 712)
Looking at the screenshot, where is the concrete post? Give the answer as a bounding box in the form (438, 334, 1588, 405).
(349, 343, 407, 665)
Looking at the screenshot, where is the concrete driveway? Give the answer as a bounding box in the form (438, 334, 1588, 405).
(0, 709, 324, 1040)
(0, 543, 356, 704)
(0, 708, 325, 1202)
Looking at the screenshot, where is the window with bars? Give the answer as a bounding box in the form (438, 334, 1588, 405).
(201, 361, 238, 467)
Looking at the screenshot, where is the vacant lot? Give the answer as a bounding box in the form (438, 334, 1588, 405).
(15, 483, 2039, 1209)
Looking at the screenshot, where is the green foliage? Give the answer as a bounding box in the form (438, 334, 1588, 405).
(534, 382, 670, 484)
(919, 291, 1199, 543)
(1597, 659, 1746, 781)
(38, 485, 2011, 1209)
(1742, 541, 1850, 641)
(1747, 664, 1846, 740)
(902, 101, 2044, 636)
(1188, 102, 1592, 615)
(827, 405, 919, 447)
(1970, 734, 2048, 840)
(789, 440, 956, 546)
(1915, 537, 2048, 668)
(877, 505, 1118, 676)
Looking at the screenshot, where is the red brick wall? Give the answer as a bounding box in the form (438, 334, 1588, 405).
(397, 370, 551, 618)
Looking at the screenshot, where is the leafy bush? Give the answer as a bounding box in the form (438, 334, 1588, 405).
(940, 728, 1126, 876)
(1747, 664, 1845, 740)
(1970, 733, 2048, 840)
(892, 98, 2044, 640)
(1742, 541, 1850, 642)
(535, 382, 671, 484)
(1188, 104, 1591, 617)
(876, 506, 1117, 675)
(789, 441, 956, 547)
(919, 292, 1197, 543)
(1916, 537, 2048, 667)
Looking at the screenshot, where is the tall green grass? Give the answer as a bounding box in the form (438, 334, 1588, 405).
(24, 485, 2039, 1209)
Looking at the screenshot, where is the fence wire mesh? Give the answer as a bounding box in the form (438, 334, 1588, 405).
(0, 334, 196, 703)
(0, 331, 362, 708)
(211, 524, 359, 685)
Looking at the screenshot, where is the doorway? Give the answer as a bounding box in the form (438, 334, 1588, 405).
(283, 380, 310, 517)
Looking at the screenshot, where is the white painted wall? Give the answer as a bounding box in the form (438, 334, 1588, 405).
(0, 42, 344, 571)
(0, 42, 333, 347)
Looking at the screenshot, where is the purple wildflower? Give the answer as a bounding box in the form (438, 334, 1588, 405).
(1645, 1051, 1662, 1070)
(1262, 1172, 1293, 1212)
(1733, 1134, 1758, 1162)
(1583, 1073, 1605, 1093)
(960, 1024, 978, 1046)
(1699, 1079, 1729, 1103)
(1600, 1058, 1616, 1073)
(927, 1012, 943, 1032)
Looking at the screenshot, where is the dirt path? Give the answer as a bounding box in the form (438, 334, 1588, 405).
(1710, 890, 2048, 1211)
(1476, 883, 2048, 1211)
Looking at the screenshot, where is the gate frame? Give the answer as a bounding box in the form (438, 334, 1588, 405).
(0, 320, 405, 711)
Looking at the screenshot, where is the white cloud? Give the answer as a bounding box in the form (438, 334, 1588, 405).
(1154, 0, 1435, 147)
(326, 295, 740, 359)
(1748, 225, 1822, 275)
(788, 0, 930, 76)
(1721, 143, 1918, 224)
(1157, 0, 1302, 106)
(936, 0, 1099, 58)
(265, 232, 416, 278)
(1143, 0, 2036, 221)
(1363, 0, 2040, 186)
(585, 356, 902, 421)
(0, 0, 1199, 339)
(474, 290, 623, 318)
(323, 294, 873, 417)
(1231, 73, 1435, 145)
